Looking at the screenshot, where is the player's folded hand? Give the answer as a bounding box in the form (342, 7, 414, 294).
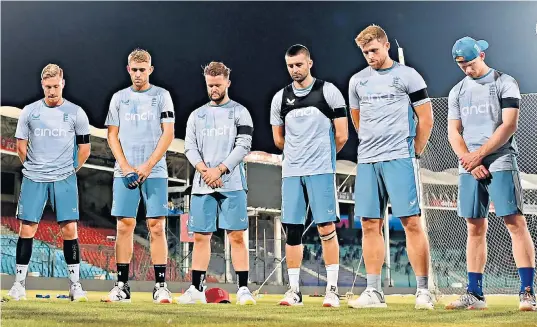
(202, 168, 222, 185)
(135, 162, 153, 183)
(459, 151, 483, 172)
(471, 165, 490, 180)
(208, 178, 224, 189)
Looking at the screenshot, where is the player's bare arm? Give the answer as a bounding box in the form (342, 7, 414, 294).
(350, 108, 360, 133)
(16, 139, 28, 164)
(75, 143, 91, 172)
(333, 117, 348, 153)
(272, 125, 285, 150)
(135, 122, 174, 182)
(107, 125, 136, 177)
(447, 119, 470, 158)
(413, 101, 434, 156)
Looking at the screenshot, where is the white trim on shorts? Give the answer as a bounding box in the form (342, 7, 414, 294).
(333, 173, 340, 218)
(512, 170, 524, 214)
(411, 158, 422, 210)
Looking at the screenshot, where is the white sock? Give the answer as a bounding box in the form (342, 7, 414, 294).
(288, 268, 300, 291)
(326, 264, 339, 290)
(68, 264, 80, 284)
(16, 264, 28, 285)
(367, 274, 382, 291)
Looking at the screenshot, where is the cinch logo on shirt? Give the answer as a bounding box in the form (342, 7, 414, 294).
(287, 107, 320, 118)
(201, 125, 233, 136)
(361, 93, 396, 103)
(461, 103, 494, 117)
(34, 128, 67, 137)
(124, 111, 157, 121)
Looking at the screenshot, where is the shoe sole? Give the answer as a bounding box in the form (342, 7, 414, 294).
(468, 306, 488, 310)
(519, 304, 536, 312)
(279, 301, 304, 306)
(154, 298, 172, 304)
(322, 303, 340, 308)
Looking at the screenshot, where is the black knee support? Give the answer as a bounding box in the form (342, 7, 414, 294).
(284, 224, 304, 246)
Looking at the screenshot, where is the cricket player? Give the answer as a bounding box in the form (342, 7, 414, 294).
(102, 49, 175, 303)
(446, 36, 536, 311)
(7, 64, 91, 302)
(347, 25, 435, 310)
(270, 44, 349, 308)
(178, 61, 256, 305)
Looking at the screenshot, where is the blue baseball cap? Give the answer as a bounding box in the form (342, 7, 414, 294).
(452, 37, 489, 62)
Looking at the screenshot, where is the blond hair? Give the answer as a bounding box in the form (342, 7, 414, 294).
(41, 64, 63, 80)
(128, 48, 151, 65)
(203, 61, 231, 78)
(355, 25, 388, 48)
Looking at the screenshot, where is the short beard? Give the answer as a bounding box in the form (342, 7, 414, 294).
(209, 90, 226, 104)
(292, 74, 307, 83)
(373, 55, 387, 69)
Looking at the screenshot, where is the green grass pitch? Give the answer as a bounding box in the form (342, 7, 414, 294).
(1, 290, 536, 327)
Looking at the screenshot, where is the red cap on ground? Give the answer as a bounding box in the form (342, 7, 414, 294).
(205, 287, 230, 303)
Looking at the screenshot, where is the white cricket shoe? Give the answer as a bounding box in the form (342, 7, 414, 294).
(519, 287, 536, 312)
(176, 285, 207, 304)
(322, 286, 340, 308)
(348, 288, 387, 309)
(414, 289, 434, 310)
(278, 287, 303, 306)
(69, 282, 88, 302)
(101, 281, 131, 303)
(153, 282, 173, 304)
(445, 291, 487, 310)
(5, 281, 27, 301)
(236, 286, 256, 305)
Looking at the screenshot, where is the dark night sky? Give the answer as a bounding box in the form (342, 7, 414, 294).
(2, 1, 536, 162)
